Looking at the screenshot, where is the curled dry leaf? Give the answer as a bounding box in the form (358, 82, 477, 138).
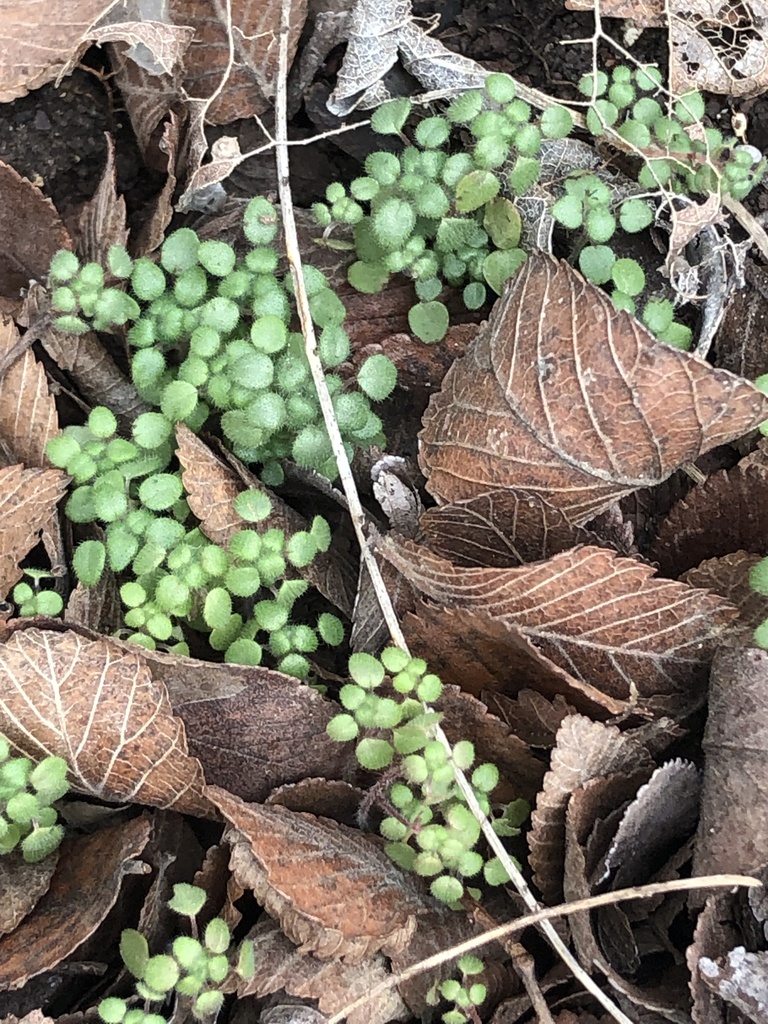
(210, 786, 428, 963)
(529, 715, 654, 903)
(0, 317, 59, 469)
(177, 423, 355, 616)
(0, 628, 214, 818)
(650, 461, 768, 577)
(73, 134, 129, 266)
(381, 536, 736, 705)
(0, 850, 59, 938)
(0, 815, 150, 990)
(239, 918, 409, 1024)
(266, 779, 367, 830)
(419, 255, 768, 525)
(0, 465, 68, 599)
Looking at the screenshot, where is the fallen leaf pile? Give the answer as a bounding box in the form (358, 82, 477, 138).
(2, 2, 768, 1023)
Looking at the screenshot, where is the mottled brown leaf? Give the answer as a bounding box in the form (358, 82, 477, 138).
(211, 787, 428, 963)
(177, 423, 355, 616)
(89, 14, 194, 76)
(682, 551, 766, 645)
(0, 163, 71, 300)
(0, 628, 214, 817)
(175, 669, 356, 803)
(0, 317, 59, 468)
(419, 255, 768, 524)
(0, 465, 68, 598)
(529, 715, 654, 902)
(73, 134, 129, 266)
(239, 918, 409, 1024)
(651, 462, 768, 577)
(698, 947, 768, 1018)
(566, 0, 663, 26)
(266, 779, 365, 829)
(484, 689, 577, 749)
(0, 815, 150, 990)
(402, 600, 624, 717)
(421, 489, 592, 567)
(0, 850, 58, 938)
(383, 537, 735, 704)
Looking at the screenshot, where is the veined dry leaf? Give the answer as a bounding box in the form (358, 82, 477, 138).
(0, 815, 150, 990)
(419, 255, 768, 525)
(529, 715, 655, 903)
(682, 551, 766, 644)
(0, 465, 68, 598)
(73, 134, 129, 266)
(420, 489, 592, 568)
(239, 918, 409, 1024)
(0, 850, 59, 938)
(402, 600, 625, 717)
(0, 318, 59, 469)
(670, 0, 768, 97)
(177, 423, 355, 616)
(484, 689, 577, 749)
(211, 786, 428, 963)
(0, 0, 114, 102)
(0, 628, 214, 818)
(651, 461, 768, 577)
(174, 670, 356, 803)
(0, 162, 71, 300)
(381, 537, 736, 704)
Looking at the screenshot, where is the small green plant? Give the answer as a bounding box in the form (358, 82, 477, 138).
(98, 883, 255, 1024)
(0, 735, 69, 861)
(426, 954, 488, 1024)
(327, 649, 527, 904)
(12, 569, 64, 618)
(314, 68, 764, 348)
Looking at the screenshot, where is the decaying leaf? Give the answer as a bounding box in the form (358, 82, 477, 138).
(174, 668, 356, 803)
(529, 715, 654, 903)
(239, 918, 409, 1024)
(73, 134, 129, 266)
(682, 551, 767, 644)
(211, 786, 429, 963)
(0, 317, 59, 469)
(381, 537, 737, 705)
(0, 850, 59, 938)
(670, 0, 768, 97)
(0, 465, 68, 598)
(694, 647, 768, 883)
(0, 815, 150, 990)
(0, 628, 214, 818)
(419, 255, 768, 524)
(698, 947, 768, 1017)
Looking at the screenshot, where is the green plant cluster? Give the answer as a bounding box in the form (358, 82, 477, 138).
(12, 569, 64, 618)
(46, 407, 344, 677)
(48, 197, 397, 484)
(98, 883, 255, 1024)
(316, 68, 763, 348)
(0, 735, 69, 862)
(426, 954, 488, 1024)
(579, 65, 764, 201)
(326, 648, 528, 906)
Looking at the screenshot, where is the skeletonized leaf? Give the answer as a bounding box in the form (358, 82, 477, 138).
(0, 465, 68, 598)
(419, 254, 768, 524)
(381, 536, 736, 703)
(211, 786, 428, 963)
(0, 628, 214, 817)
(0, 815, 150, 990)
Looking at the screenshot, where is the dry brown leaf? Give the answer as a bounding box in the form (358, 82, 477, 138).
(211, 786, 429, 963)
(0, 465, 68, 598)
(177, 423, 355, 616)
(0, 162, 71, 300)
(133, 113, 180, 257)
(682, 551, 767, 644)
(64, 527, 123, 635)
(89, 14, 195, 76)
(0, 850, 59, 938)
(0, 628, 214, 818)
(421, 489, 592, 568)
(0, 815, 150, 990)
(382, 537, 736, 705)
(174, 669, 356, 803)
(529, 715, 655, 903)
(73, 134, 129, 266)
(419, 254, 768, 525)
(402, 600, 625, 717)
(565, 0, 663, 26)
(0, 317, 59, 469)
(266, 779, 366, 829)
(0, 0, 114, 102)
(651, 461, 768, 577)
(484, 689, 577, 749)
(239, 918, 409, 1024)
